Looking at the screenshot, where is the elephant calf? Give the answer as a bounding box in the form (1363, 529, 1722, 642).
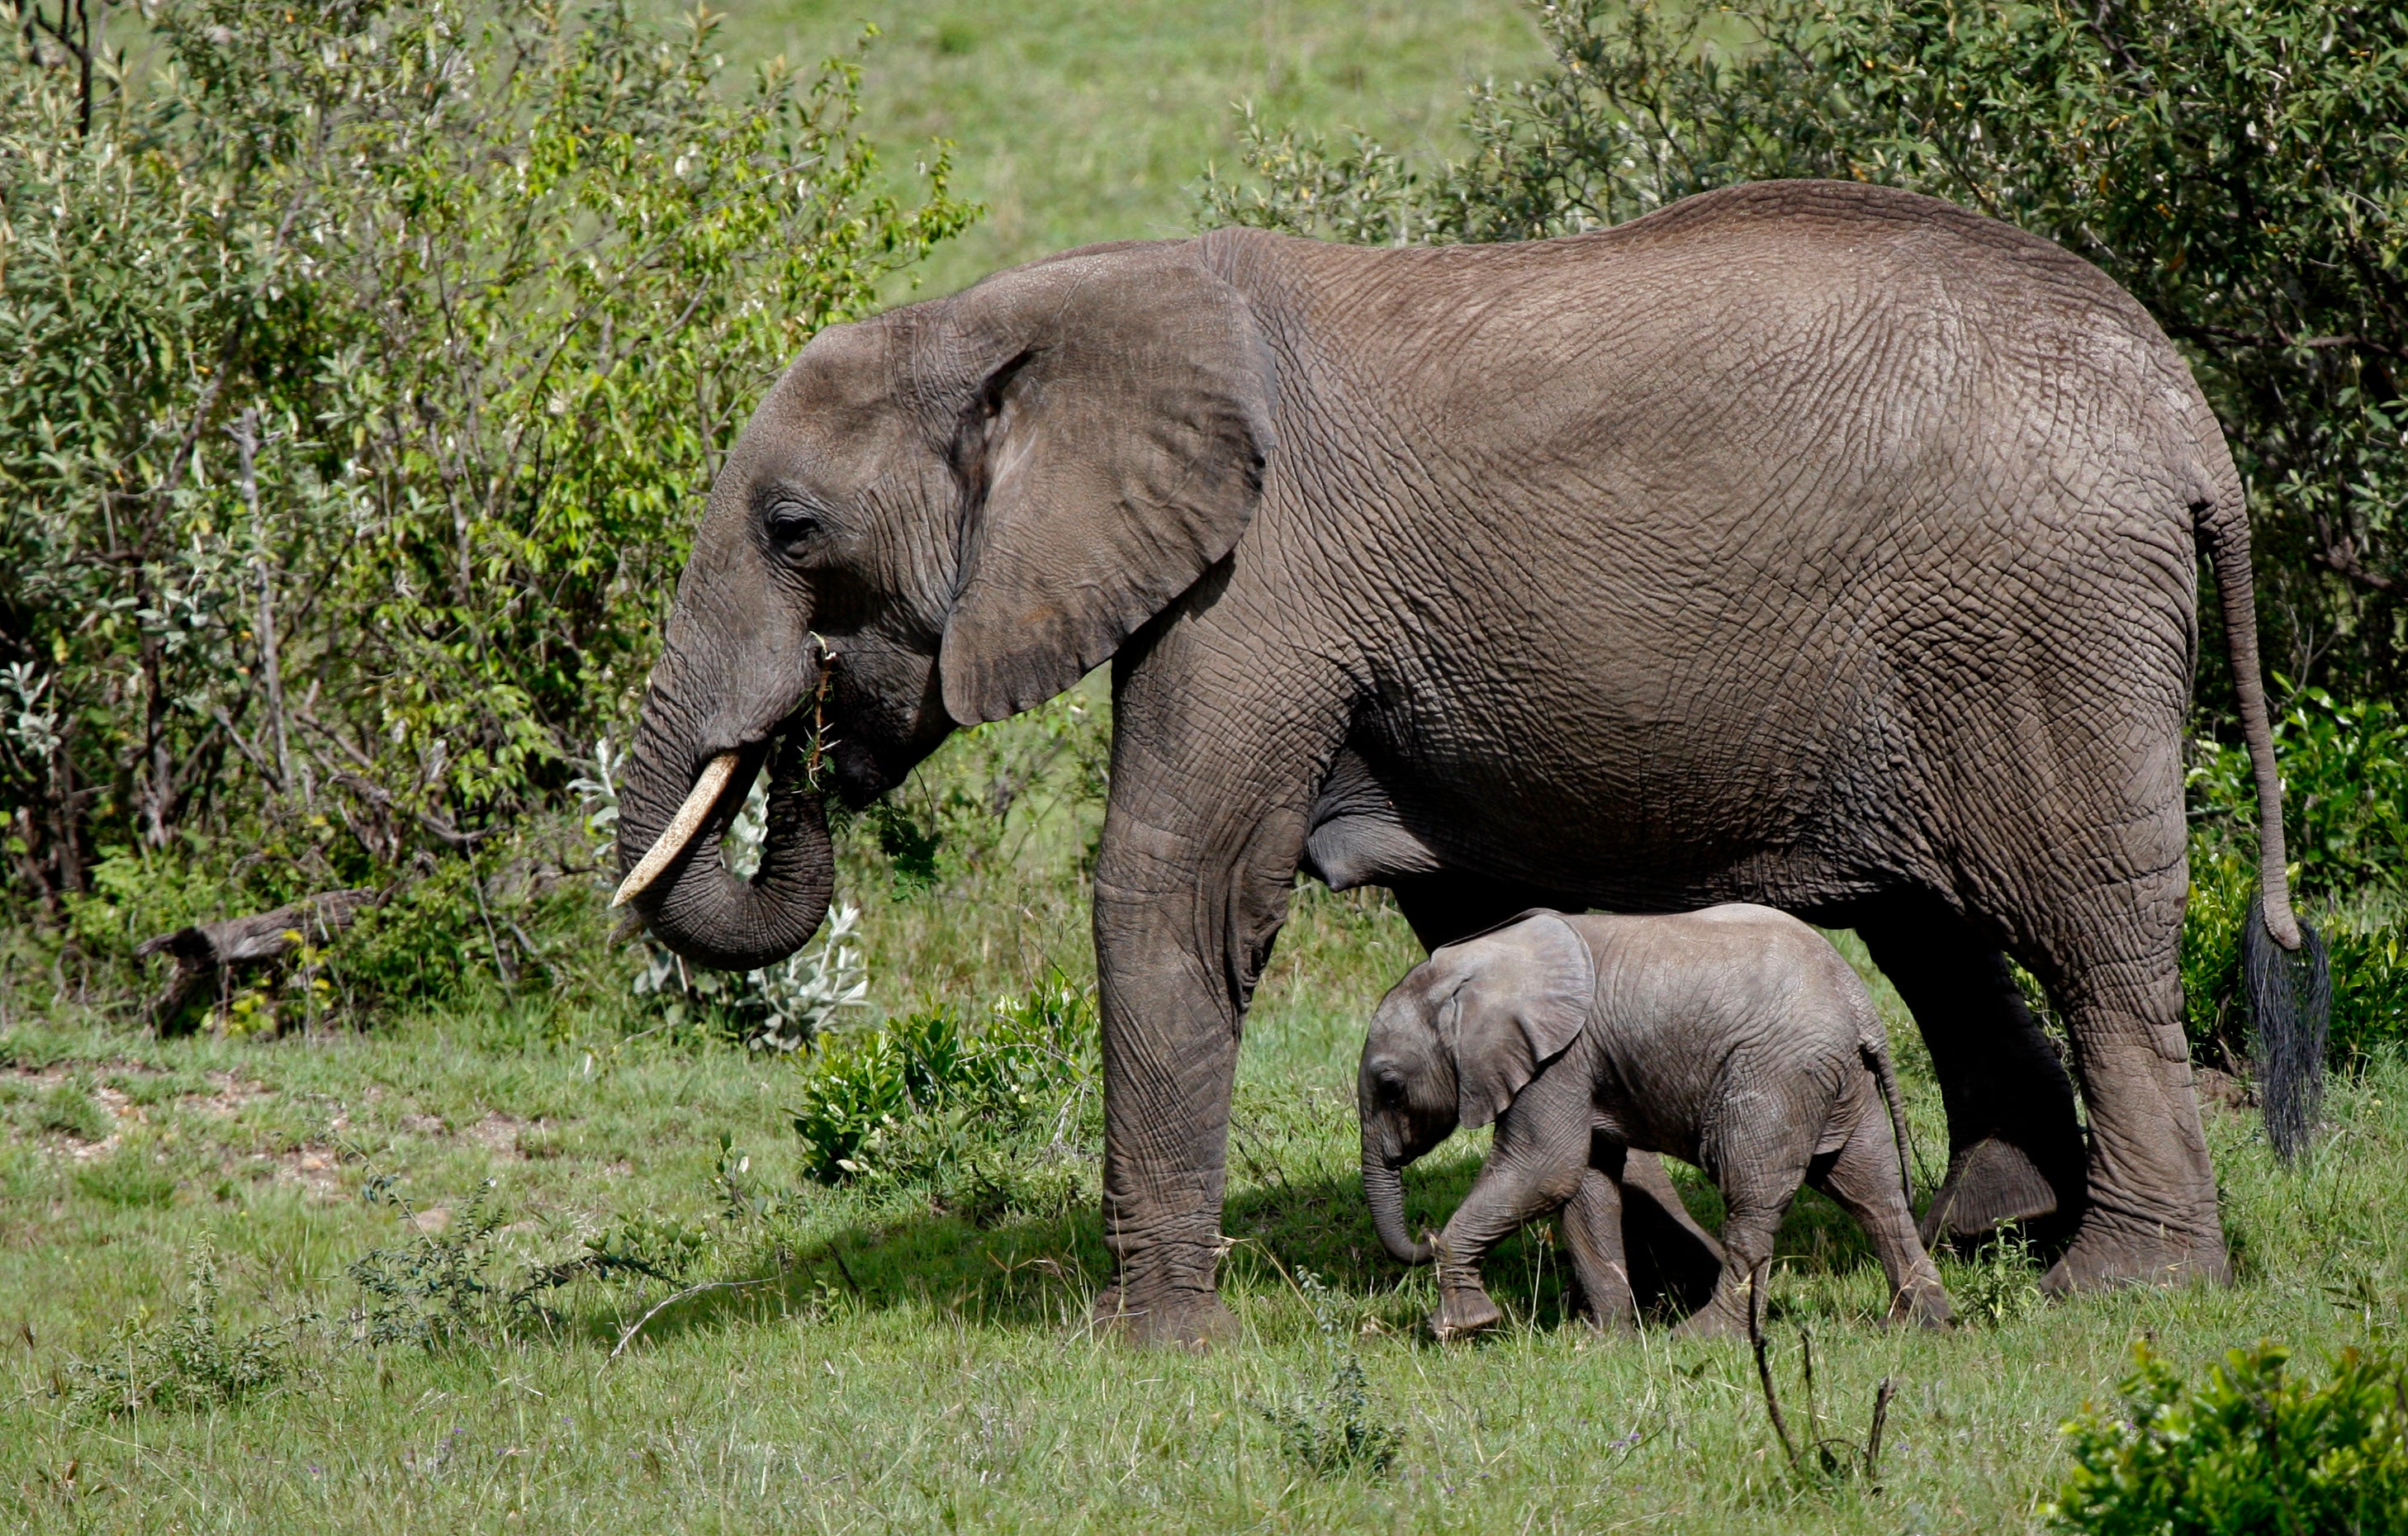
(1359, 905, 1951, 1339)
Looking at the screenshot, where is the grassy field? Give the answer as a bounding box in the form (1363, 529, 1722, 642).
(3, 880, 2403, 1532)
(699, 0, 1543, 296)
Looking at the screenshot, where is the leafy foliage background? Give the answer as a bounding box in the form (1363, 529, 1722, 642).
(1, 0, 969, 995)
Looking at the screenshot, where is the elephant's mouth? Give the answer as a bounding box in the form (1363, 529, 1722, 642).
(613, 718, 834, 974)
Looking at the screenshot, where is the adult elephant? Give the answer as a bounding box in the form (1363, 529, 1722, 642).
(614, 180, 2320, 1346)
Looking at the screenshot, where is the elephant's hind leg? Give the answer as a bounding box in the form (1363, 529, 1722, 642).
(2033, 875, 2227, 1292)
(1808, 1107, 1953, 1327)
(1562, 1150, 1635, 1333)
(1856, 901, 2087, 1251)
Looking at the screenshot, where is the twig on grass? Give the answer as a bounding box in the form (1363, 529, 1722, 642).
(1746, 1259, 1899, 1486)
(1746, 1261, 1803, 1470)
(609, 1278, 776, 1360)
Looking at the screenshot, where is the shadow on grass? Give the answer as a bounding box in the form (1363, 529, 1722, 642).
(596, 1146, 1901, 1353)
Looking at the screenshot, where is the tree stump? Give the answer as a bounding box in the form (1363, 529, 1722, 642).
(135, 888, 380, 1035)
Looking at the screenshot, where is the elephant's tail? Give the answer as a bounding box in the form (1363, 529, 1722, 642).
(1858, 1032, 1917, 1219)
(2193, 491, 2330, 1161)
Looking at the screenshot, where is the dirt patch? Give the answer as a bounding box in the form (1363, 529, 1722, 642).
(240, 1144, 344, 1201)
(465, 1112, 536, 1160)
(401, 1112, 448, 1136)
(187, 1070, 273, 1116)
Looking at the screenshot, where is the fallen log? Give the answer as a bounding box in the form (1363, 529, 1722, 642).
(135, 887, 380, 1035)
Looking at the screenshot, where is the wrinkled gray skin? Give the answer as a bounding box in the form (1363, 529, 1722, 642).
(619, 180, 2304, 1346)
(1360, 907, 1952, 1339)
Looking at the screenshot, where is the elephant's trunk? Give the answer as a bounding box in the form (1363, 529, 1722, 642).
(1363, 1151, 1432, 1266)
(615, 707, 832, 974)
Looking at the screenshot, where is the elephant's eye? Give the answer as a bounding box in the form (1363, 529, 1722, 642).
(763, 497, 822, 544)
(1375, 1073, 1407, 1107)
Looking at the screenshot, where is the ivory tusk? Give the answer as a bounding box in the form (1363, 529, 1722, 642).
(611, 751, 739, 908)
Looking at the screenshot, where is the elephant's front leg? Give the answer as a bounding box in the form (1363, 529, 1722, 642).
(1089, 882, 1251, 1347)
(1088, 659, 1333, 1347)
(1429, 1071, 1594, 1339)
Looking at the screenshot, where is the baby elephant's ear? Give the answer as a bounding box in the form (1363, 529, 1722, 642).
(1444, 913, 1595, 1129)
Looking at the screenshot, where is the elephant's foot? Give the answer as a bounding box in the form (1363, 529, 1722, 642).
(1091, 1282, 1235, 1349)
(1430, 1287, 1503, 1340)
(1919, 1135, 2077, 1250)
(1671, 1299, 1746, 1341)
(2041, 1212, 2229, 1295)
(1886, 1274, 1955, 1330)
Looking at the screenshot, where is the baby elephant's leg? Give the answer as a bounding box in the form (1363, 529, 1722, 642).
(1678, 1097, 1813, 1340)
(1429, 1074, 1592, 1339)
(1812, 1105, 1954, 1327)
(1562, 1154, 1635, 1333)
(1675, 1183, 1793, 1340)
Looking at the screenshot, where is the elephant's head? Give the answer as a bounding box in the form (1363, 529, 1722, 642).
(1358, 912, 1594, 1264)
(613, 243, 1277, 969)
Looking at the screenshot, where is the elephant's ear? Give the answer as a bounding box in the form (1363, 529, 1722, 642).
(934, 245, 1276, 725)
(1443, 913, 1595, 1130)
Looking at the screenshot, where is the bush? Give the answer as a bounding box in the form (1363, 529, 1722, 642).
(789, 979, 1095, 1186)
(345, 1175, 672, 1349)
(58, 1239, 301, 1417)
(1258, 1269, 1402, 1477)
(2, 0, 969, 976)
(2049, 1339, 2408, 1534)
(2187, 690, 2408, 1062)
(1202, 0, 2408, 702)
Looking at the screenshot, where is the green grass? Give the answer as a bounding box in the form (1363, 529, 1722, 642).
(701, 0, 1543, 296)
(5, 845, 2405, 1530)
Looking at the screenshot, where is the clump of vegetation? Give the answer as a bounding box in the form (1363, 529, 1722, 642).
(57, 1239, 304, 1417)
(1949, 1229, 2046, 1331)
(346, 1176, 675, 1349)
(2049, 1340, 2408, 1534)
(1259, 1269, 1402, 1477)
(2, 0, 969, 1012)
(789, 978, 1096, 1188)
(32, 1079, 108, 1141)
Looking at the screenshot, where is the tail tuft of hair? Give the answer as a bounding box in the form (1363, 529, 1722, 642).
(2243, 894, 2330, 1163)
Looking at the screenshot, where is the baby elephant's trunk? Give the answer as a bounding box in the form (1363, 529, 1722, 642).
(1363, 1153, 1434, 1265)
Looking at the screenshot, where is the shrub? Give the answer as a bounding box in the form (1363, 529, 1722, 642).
(58, 1238, 301, 1417)
(346, 1175, 671, 1349)
(2049, 1340, 2408, 1535)
(1258, 1269, 1402, 1477)
(2, 0, 969, 975)
(790, 979, 1095, 1185)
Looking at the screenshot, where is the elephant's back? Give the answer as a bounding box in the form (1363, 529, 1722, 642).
(1203, 190, 2212, 908)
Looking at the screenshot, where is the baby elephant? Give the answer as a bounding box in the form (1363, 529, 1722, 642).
(1359, 905, 1951, 1339)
